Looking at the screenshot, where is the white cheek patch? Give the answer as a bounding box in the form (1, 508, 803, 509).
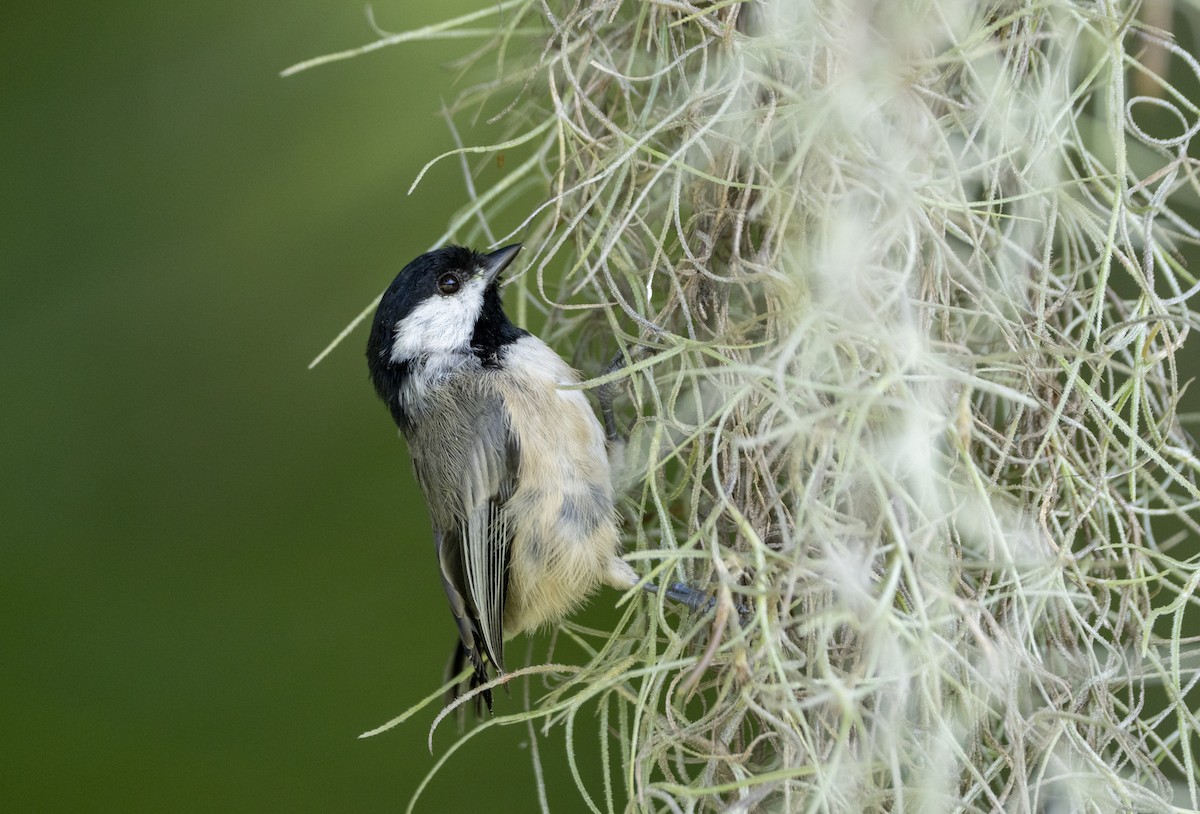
(389, 276, 487, 361)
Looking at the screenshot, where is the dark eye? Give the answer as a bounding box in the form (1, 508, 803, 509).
(437, 273, 462, 295)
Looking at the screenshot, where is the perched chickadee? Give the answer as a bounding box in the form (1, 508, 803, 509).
(366, 244, 644, 708)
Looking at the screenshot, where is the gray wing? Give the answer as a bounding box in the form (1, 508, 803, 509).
(409, 390, 518, 677)
(447, 433, 518, 674)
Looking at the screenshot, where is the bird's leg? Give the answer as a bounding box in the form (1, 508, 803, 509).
(599, 348, 746, 620)
(606, 558, 723, 615)
(597, 350, 628, 444)
(598, 345, 666, 444)
(641, 580, 716, 613)
(642, 576, 754, 625)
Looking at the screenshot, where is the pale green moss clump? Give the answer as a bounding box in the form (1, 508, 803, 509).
(297, 1, 1200, 811)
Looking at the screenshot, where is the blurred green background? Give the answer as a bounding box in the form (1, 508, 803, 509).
(0, 3, 592, 811)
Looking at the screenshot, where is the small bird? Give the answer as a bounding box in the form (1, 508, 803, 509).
(366, 244, 644, 709)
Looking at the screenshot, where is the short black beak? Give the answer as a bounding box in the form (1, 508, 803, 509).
(482, 243, 522, 285)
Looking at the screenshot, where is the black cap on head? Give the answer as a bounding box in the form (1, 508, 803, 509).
(365, 245, 528, 425)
